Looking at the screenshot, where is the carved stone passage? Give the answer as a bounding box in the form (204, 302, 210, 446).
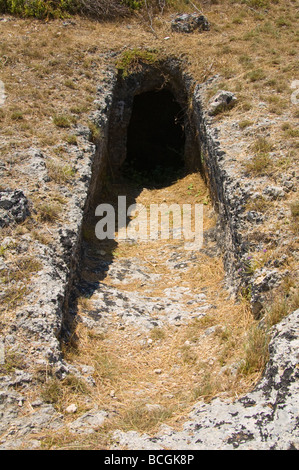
(105, 58, 201, 173)
(126, 89, 185, 177)
(1, 56, 297, 451)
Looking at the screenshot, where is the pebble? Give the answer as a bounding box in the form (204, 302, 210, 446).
(65, 404, 77, 414)
(145, 404, 164, 412)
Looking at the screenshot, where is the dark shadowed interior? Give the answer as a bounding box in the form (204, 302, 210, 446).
(123, 89, 186, 186)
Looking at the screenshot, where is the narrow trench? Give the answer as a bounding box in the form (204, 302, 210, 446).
(65, 80, 254, 439)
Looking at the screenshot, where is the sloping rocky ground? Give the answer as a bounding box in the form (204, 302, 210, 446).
(113, 309, 299, 450)
(193, 79, 298, 316)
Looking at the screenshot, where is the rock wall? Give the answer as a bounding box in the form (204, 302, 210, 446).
(192, 81, 247, 298)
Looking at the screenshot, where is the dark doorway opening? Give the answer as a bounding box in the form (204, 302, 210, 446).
(123, 89, 186, 187)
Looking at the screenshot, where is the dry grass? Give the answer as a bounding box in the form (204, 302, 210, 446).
(0, 2, 297, 194)
(0, 1, 297, 152)
(0, 253, 43, 314)
(47, 161, 76, 184)
(53, 287, 260, 442)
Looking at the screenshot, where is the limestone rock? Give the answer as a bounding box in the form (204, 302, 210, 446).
(65, 404, 78, 414)
(0, 189, 30, 227)
(0, 404, 63, 448)
(68, 409, 108, 434)
(27, 148, 49, 183)
(250, 268, 284, 318)
(262, 185, 285, 200)
(171, 13, 210, 34)
(208, 90, 237, 116)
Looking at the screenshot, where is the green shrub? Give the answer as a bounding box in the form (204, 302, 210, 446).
(0, 0, 73, 18)
(122, 0, 143, 9)
(246, 68, 266, 83)
(252, 137, 274, 154)
(47, 161, 76, 183)
(241, 0, 269, 7)
(53, 114, 73, 128)
(0, 0, 184, 19)
(37, 202, 61, 222)
(239, 325, 269, 376)
(290, 201, 299, 218)
(11, 110, 25, 121)
(239, 120, 254, 129)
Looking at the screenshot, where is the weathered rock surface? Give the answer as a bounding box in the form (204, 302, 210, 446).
(112, 309, 299, 450)
(171, 13, 210, 33)
(78, 258, 212, 332)
(0, 189, 30, 227)
(68, 409, 108, 434)
(23, 148, 49, 183)
(0, 397, 63, 450)
(208, 90, 237, 116)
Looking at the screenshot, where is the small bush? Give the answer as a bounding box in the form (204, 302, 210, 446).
(37, 202, 61, 222)
(290, 201, 299, 218)
(239, 325, 269, 376)
(41, 375, 89, 408)
(10, 111, 24, 121)
(122, 0, 143, 9)
(246, 195, 269, 213)
(239, 120, 254, 129)
(88, 121, 101, 143)
(246, 154, 271, 175)
(47, 161, 76, 184)
(52, 114, 72, 129)
(41, 378, 63, 404)
(0, 0, 189, 19)
(246, 68, 266, 83)
(150, 327, 166, 341)
(66, 134, 78, 145)
(276, 17, 290, 28)
(266, 297, 288, 328)
(11, 110, 25, 121)
(0, 0, 72, 19)
(252, 137, 273, 154)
